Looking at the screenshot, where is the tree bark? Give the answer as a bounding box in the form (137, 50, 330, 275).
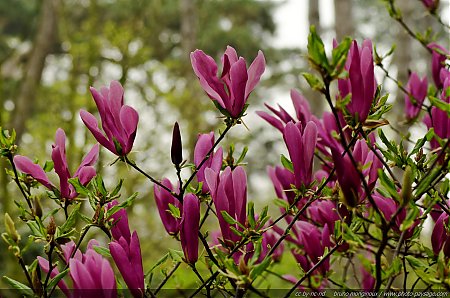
(309, 0, 321, 35)
(334, 0, 355, 40)
(11, 0, 59, 143)
(393, 0, 413, 142)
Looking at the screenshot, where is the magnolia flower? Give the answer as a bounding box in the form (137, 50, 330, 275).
(257, 89, 318, 133)
(267, 166, 297, 206)
(431, 212, 450, 258)
(421, 0, 439, 11)
(37, 257, 70, 297)
(180, 193, 200, 264)
(283, 121, 317, 188)
(107, 200, 144, 298)
(330, 145, 362, 208)
(80, 81, 139, 156)
(404, 73, 428, 120)
(372, 194, 420, 238)
(68, 240, 117, 298)
(191, 46, 265, 118)
(353, 139, 383, 190)
(338, 40, 376, 123)
(289, 221, 332, 275)
(14, 128, 98, 200)
(423, 76, 450, 155)
(153, 178, 181, 235)
(205, 166, 247, 243)
(194, 132, 223, 193)
(428, 43, 449, 89)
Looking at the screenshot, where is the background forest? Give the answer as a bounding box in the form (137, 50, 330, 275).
(0, 0, 448, 290)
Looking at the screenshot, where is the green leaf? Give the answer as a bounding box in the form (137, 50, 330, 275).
(2, 276, 33, 297)
(307, 26, 328, 71)
(408, 129, 434, 158)
(280, 154, 294, 172)
(168, 249, 184, 262)
(47, 268, 69, 291)
(250, 257, 271, 280)
(331, 37, 352, 76)
(221, 210, 238, 225)
(145, 253, 169, 276)
(273, 198, 290, 210)
(236, 147, 248, 165)
(415, 167, 440, 197)
(400, 205, 419, 231)
(26, 220, 44, 238)
(167, 203, 181, 219)
(105, 192, 138, 218)
(248, 202, 256, 228)
(378, 129, 397, 154)
(60, 203, 81, 233)
(111, 179, 124, 197)
(43, 161, 54, 172)
(429, 96, 450, 117)
(68, 178, 89, 197)
(378, 169, 400, 202)
(93, 246, 112, 258)
(302, 73, 325, 92)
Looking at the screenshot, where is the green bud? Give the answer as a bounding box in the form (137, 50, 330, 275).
(4, 213, 20, 243)
(400, 166, 413, 206)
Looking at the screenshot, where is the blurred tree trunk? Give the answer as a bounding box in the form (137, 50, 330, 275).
(309, 0, 321, 35)
(11, 0, 59, 143)
(392, 0, 413, 142)
(334, 0, 355, 40)
(307, 0, 323, 116)
(180, 0, 201, 153)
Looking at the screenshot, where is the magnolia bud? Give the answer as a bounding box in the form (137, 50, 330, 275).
(171, 122, 183, 166)
(32, 268, 43, 296)
(238, 257, 250, 275)
(400, 166, 413, 206)
(33, 197, 43, 218)
(47, 217, 56, 236)
(5, 213, 20, 243)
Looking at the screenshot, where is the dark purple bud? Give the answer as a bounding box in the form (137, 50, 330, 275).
(171, 122, 183, 166)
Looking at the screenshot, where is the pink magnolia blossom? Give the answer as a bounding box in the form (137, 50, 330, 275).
(80, 81, 139, 156)
(283, 121, 318, 188)
(14, 128, 98, 200)
(180, 193, 200, 264)
(153, 178, 181, 235)
(404, 72, 428, 120)
(428, 43, 449, 89)
(194, 132, 223, 193)
(431, 212, 450, 257)
(338, 40, 376, 123)
(205, 166, 247, 244)
(421, 0, 439, 11)
(257, 89, 319, 133)
(191, 46, 265, 118)
(107, 200, 144, 298)
(68, 240, 117, 298)
(423, 75, 450, 155)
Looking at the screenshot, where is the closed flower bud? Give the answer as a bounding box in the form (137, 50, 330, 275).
(171, 122, 183, 166)
(400, 166, 413, 206)
(47, 217, 56, 236)
(33, 197, 43, 218)
(5, 213, 20, 243)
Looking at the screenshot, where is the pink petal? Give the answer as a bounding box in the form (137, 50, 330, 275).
(245, 50, 266, 99)
(119, 105, 139, 154)
(229, 58, 248, 117)
(13, 155, 53, 189)
(80, 110, 116, 154)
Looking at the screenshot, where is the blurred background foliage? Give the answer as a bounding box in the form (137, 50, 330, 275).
(0, 0, 448, 291)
